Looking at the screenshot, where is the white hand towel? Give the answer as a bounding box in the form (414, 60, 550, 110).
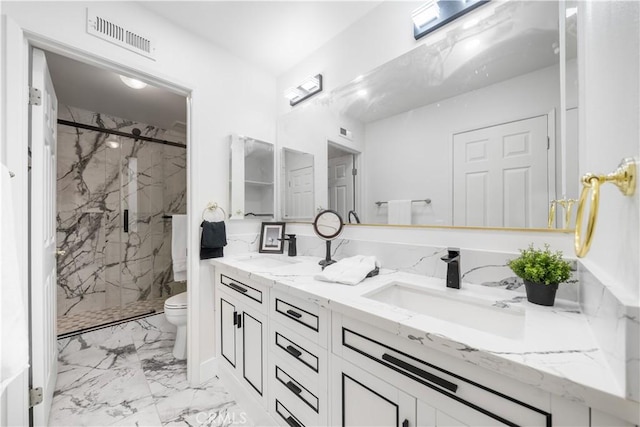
(171, 214, 188, 282)
(388, 200, 412, 225)
(314, 255, 379, 286)
(1, 164, 29, 392)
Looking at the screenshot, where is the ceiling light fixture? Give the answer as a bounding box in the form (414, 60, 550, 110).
(284, 74, 323, 107)
(119, 75, 147, 89)
(413, 0, 489, 41)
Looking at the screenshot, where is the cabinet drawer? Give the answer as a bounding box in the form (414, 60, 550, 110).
(274, 365, 319, 413)
(220, 274, 263, 303)
(274, 330, 319, 374)
(274, 298, 318, 331)
(340, 325, 551, 427)
(274, 399, 307, 427)
(271, 290, 328, 348)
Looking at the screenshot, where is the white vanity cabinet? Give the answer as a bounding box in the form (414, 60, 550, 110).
(268, 289, 330, 427)
(215, 273, 268, 407)
(332, 314, 555, 427)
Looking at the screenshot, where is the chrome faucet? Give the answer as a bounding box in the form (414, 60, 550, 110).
(440, 248, 461, 289)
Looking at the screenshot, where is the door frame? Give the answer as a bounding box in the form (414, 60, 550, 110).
(327, 141, 361, 223)
(4, 26, 197, 424)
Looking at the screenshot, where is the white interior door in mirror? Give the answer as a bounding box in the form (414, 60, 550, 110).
(452, 115, 550, 228)
(328, 154, 353, 221)
(229, 134, 274, 220)
(281, 148, 314, 220)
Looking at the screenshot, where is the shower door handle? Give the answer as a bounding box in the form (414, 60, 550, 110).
(123, 209, 129, 233)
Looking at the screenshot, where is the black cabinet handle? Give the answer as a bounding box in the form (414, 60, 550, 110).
(402, 420, 409, 427)
(286, 309, 302, 318)
(237, 313, 242, 329)
(233, 311, 238, 326)
(228, 282, 247, 293)
(123, 209, 129, 233)
(382, 353, 458, 393)
(286, 381, 302, 395)
(286, 345, 302, 358)
(285, 416, 301, 427)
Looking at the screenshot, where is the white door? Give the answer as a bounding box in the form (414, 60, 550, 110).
(328, 154, 353, 220)
(286, 166, 313, 219)
(29, 48, 58, 426)
(452, 116, 549, 228)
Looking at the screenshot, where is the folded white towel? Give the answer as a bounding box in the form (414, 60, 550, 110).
(314, 255, 379, 286)
(1, 164, 29, 392)
(388, 200, 412, 225)
(171, 214, 188, 282)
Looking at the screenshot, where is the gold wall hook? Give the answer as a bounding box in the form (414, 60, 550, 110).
(574, 158, 637, 258)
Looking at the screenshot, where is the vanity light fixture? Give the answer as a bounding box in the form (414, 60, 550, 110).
(284, 74, 323, 106)
(119, 75, 147, 89)
(413, 0, 489, 41)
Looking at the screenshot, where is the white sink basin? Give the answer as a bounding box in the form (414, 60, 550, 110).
(235, 254, 300, 269)
(364, 282, 524, 339)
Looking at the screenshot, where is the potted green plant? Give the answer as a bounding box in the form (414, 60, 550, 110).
(507, 244, 572, 306)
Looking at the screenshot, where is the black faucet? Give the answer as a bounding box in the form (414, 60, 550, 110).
(278, 234, 297, 257)
(440, 248, 461, 289)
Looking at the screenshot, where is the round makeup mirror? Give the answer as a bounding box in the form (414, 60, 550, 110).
(313, 209, 344, 268)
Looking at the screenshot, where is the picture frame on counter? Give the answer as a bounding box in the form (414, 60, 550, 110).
(259, 222, 286, 254)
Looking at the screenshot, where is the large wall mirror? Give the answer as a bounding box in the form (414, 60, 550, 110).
(277, 1, 579, 231)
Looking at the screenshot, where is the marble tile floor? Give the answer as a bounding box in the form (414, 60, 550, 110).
(50, 314, 252, 427)
(57, 298, 168, 336)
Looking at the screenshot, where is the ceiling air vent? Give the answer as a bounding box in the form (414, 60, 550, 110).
(86, 9, 156, 60)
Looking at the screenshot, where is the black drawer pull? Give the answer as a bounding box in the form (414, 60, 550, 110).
(286, 345, 302, 358)
(402, 420, 409, 427)
(286, 309, 302, 318)
(285, 416, 301, 427)
(233, 311, 238, 326)
(382, 353, 458, 393)
(286, 381, 301, 395)
(228, 282, 247, 293)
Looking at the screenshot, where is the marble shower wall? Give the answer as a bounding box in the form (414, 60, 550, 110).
(56, 104, 186, 317)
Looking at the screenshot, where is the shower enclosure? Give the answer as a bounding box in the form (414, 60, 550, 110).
(56, 105, 186, 336)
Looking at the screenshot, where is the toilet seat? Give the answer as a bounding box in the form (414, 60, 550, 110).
(164, 292, 188, 309)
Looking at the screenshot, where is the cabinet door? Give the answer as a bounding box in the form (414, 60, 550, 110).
(242, 310, 266, 396)
(417, 397, 509, 427)
(334, 356, 415, 427)
(220, 297, 238, 368)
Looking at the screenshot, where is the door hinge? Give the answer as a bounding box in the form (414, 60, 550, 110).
(28, 87, 42, 106)
(29, 387, 43, 408)
(352, 168, 358, 176)
(547, 136, 550, 150)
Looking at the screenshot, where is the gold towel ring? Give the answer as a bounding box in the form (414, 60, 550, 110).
(202, 202, 227, 222)
(574, 176, 600, 258)
(547, 200, 557, 229)
(574, 158, 636, 258)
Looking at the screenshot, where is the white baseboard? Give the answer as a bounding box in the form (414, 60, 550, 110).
(217, 364, 276, 426)
(199, 356, 219, 383)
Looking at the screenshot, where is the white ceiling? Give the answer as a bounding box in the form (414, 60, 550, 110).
(139, 1, 382, 76)
(45, 51, 187, 131)
(46, 1, 381, 132)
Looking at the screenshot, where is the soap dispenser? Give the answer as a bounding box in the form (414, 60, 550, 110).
(279, 234, 297, 257)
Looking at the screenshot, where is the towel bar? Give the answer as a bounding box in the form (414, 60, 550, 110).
(375, 199, 431, 207)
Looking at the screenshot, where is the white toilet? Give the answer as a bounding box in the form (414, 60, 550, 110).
(164, 291, 188, 360)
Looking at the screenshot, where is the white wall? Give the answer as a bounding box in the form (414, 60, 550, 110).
(363, 63, 560, 225)
(1, 1, 276, 387)
(578, 1, 640, 300)
(278, 1, 639, 300)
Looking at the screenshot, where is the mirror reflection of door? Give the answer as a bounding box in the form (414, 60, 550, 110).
(327, 143, 358, 222)
(282, 148, 314, 220)
(452, 115, 550, 228)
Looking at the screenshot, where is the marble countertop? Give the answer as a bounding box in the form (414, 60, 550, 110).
(209, 253, 634, 411)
